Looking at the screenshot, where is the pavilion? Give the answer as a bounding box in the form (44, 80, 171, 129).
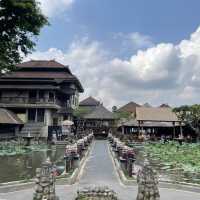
(118, 107, 183, 139)
(83, 105, 116, 137)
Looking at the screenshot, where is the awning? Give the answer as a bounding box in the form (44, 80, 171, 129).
(0, 109, 24, 124)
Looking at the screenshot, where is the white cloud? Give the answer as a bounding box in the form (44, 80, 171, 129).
(37, 0, 74, 17)
(27, 27, 200, 108)
(128, 32, 154, 48)
(113, 32, 154, 50)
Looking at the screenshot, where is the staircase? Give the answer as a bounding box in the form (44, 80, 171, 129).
(19, 123, 46, 138)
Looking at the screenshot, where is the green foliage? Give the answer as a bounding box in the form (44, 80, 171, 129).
(145, 142, 200, 173)
(114, 111, 131, 119)
(0, 0, 48, 71)
(173, 105, 191, 121)
(112, 106, 117, 113)
(173, 104, 200, 139)
(73, 107, 91, 118)
(0, 142, 48, 156)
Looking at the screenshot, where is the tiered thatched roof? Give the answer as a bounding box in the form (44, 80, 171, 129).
(0, 60, 84, 92)
(84, 105, 115, 120)
(79, 96, 100, 107)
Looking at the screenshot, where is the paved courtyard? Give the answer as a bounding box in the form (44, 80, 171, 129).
(1, 140, 200, 200)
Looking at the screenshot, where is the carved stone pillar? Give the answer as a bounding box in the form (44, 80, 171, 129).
(136, 163, 160, 200)
(33, 158, 59, 200)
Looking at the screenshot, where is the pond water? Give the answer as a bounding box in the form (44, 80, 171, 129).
(131, 144, 200, 184)
(0, 146, 65, 183)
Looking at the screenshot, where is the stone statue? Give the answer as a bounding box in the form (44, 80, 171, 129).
(136, 162, 160, 200)
(33, 158, 59, 200)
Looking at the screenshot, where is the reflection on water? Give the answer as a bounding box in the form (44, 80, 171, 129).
(0, 146, 65, 183)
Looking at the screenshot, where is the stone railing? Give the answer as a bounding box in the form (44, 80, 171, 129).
(64, 133, 94, 173)
(108, 134, 160, 200)
(108, 134, 136, 177)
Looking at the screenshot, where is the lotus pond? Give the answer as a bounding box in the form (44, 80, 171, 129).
(0, 144, 65, 183)
(143, 142, 200, 184)
(0, 142, 49, 156)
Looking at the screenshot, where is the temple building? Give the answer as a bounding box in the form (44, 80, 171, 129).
(117, 101, 141, 117)
(76, 96, 116, 137)
(0, 60, 83, 140)
(118, 107, 183, 139)
(79, 96, 101, 111)
(83, 104, 116, 136)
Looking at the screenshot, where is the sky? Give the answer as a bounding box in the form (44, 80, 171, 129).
(27, 0, 200, 108)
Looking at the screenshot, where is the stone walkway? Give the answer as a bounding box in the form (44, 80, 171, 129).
(1, 140, 200, 200)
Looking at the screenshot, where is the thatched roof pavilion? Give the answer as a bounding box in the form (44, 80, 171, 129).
(84, 105, 115, 120)
(136, 107, 179, 122)
(118, 107, 182, 138)
(79, 96, 100, 107)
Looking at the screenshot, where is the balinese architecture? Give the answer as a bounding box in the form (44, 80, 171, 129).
(0, 60, 83, 141)
(119, 107, 183, 139)
(79, 96, 100, 111)
(83, 105, 116, 137)
(76, 96, 116, 137)
(117, 101, 141, 117)
(0, 108, 24, 139)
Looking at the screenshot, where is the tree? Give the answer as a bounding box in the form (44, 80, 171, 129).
(173, 104, 200, 141)
(0, 0, 48, 72)
(173, 105, 191, 121)
(112, 106, 117, 113)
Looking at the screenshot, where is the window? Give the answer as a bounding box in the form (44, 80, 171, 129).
(28, 109, 36, 122)
(28, 108, 44, 122)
